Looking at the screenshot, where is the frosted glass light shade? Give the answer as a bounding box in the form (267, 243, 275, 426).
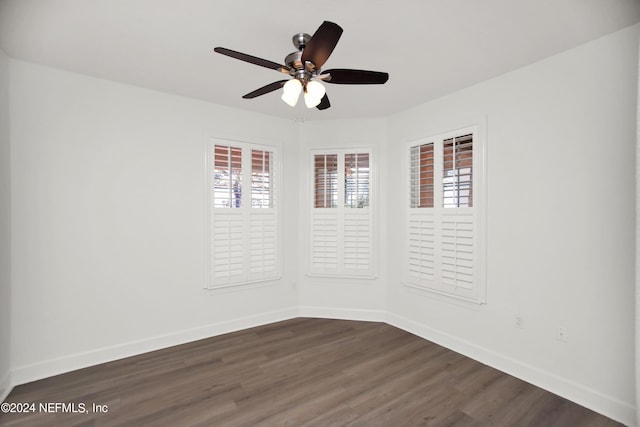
(304, 80, 326, 108)
(281, 79, 302, 107)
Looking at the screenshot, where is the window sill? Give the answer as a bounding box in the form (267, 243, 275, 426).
(403, 281, 486, 305)
(306, 273, 377, 280)
(206, 276, 282, 291)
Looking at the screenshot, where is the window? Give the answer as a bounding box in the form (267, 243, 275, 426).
(310, 149, 374, 277)
(410, 143, 434, 208)
(443, 134, 473, 208)
(251, 149, 274, 208)
(314, 154, 338, 208)
(207, 139, 280, 289)
(406, 125, 485, 303)
(213, 145, 242, 208)
(344, 153, 370, 208)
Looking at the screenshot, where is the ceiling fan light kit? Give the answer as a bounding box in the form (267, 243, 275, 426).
(214, 21, 389, 111)
(304, 80, 326, 108)
(281, 78, 302, 107)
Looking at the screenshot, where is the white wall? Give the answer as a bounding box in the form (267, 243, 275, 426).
(9, 60, 299, 384)
(297, 118, 388, 320)
(0, 48, 11, 402)
(386, 24, 639, 425)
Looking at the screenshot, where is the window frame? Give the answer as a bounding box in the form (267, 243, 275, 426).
(404, 124, 487, 304)
(205, 138, 282, 290)
(308, 147, 377, 279)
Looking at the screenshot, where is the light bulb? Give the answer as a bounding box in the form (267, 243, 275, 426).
(304, 80, 326, 108)
(281, 79, 302, 107)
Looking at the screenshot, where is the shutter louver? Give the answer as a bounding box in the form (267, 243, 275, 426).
(311, 212, 339, 272)
(441, 215, 474, 290)
(408, 216, 435, 282)
(343, 213, 370, 272)
(249, 213, 277, 276)
(212, 212, 244, 282)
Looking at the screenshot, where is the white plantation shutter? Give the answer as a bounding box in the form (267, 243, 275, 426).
(343, 212, 371, 273)
(408, 216, 435, 282)
(249, 213, 277, 275)
(208, 139, 280, 289)
(309, 149, 374, 278)
(311, 212, 339, 272)
(406, 126, 485, 303)
(440, 213, 474, 293)
(212, 212, 244, 282)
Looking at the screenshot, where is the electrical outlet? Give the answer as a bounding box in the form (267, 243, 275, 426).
(557, 327, 567, 342)
(514, 314, 524, 329)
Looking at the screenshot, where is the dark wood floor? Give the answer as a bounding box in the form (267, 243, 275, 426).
(0, 318, 622, 427)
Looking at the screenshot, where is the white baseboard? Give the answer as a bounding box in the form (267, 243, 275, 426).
(0, 370, 11, 403)
(386, 312, 636, 427)
(298, 306, 386, 322)
(11, 307, 298, 387)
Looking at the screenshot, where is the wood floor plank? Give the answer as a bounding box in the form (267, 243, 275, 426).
(0, 318, 623, 427)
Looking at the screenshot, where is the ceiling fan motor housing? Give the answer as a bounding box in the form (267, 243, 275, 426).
(284, 51, 303, 70)
(284, 50, 317, 85)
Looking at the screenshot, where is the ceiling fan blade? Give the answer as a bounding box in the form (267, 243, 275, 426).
(316, 93, 331, 110)
(324, 69, 389, 84)
(214, 47, 289, 72)
(242, 80, 289, 99)
(301, 21, 343, 69)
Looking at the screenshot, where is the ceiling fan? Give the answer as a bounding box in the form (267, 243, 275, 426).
(214, 21, 389, 110)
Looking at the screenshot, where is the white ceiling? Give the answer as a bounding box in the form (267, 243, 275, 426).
(1, 0, 639, 121)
